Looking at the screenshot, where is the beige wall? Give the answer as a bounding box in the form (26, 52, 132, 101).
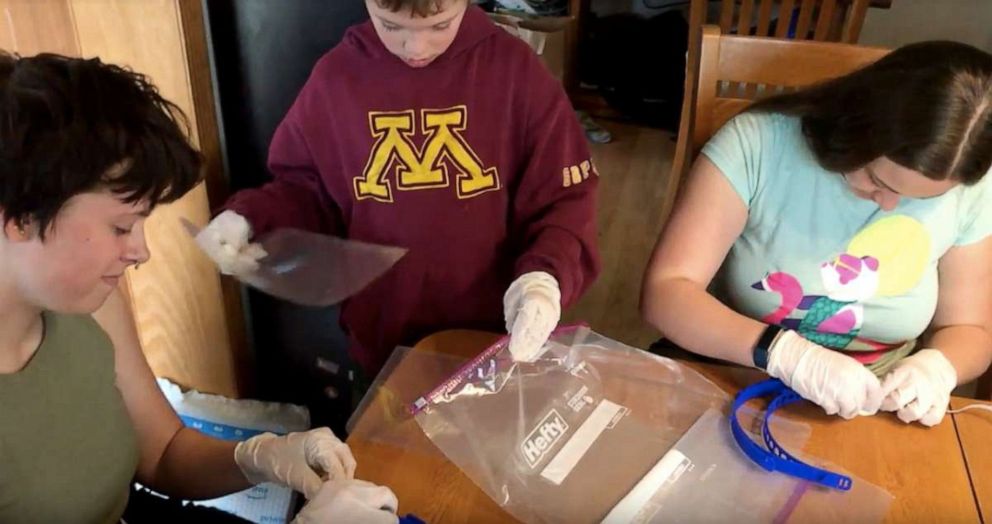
(859, 0, 992, 52)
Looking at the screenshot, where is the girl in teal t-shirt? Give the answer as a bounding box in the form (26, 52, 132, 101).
(642, 40, 992, 427)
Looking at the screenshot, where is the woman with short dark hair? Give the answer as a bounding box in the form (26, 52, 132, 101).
(0, 53, 396, 523)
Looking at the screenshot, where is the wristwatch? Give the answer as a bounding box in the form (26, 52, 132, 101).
(752, 324, 783, 370)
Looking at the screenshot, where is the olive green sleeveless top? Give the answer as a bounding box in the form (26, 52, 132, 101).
(0, 312, 139, 523)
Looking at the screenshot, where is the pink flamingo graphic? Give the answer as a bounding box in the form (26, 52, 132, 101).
(752, 267, 899, 363)
(751, 272, 803, 325)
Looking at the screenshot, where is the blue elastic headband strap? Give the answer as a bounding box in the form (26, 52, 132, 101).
(729, 378, 853, 491)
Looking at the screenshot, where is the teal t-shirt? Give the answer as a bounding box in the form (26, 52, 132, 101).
(702, 112, 992, 374)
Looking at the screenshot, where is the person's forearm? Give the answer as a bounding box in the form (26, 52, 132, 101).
(223, 180, 341, 239)
(515, 226, 599, 308)
(926, 325, 992, 383)
(151, 427, 251, 500)
(641, 277, 766, 366)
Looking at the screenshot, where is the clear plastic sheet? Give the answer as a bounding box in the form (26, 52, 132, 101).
(772, 452, 894, 524)
(183, 219, 406, 306)
(606, 408, 892, 524)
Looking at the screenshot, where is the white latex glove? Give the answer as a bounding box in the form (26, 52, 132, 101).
(234, 427, 357, 499)
(195, 210, 267, 277)
(880, 349, 957, 427)
(767, 330, 884, 419)
(292, 479, 399, 524)
(503, 271, 561, 362)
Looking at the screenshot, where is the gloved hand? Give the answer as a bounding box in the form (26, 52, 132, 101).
(880, 349, 957, 427)
(292, 479, 399, 524)
(503, 271, 561, 362)
(234, 427, 356, 499)
(766, 330, 884, 419)
(195, 210, 267, 277)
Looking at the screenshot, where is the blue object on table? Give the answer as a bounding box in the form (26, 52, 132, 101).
(399, 514, 427, 524)
(729, 378, 853, 491)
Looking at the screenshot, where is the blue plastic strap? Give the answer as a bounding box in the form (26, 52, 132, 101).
(729, 378, 853, 491)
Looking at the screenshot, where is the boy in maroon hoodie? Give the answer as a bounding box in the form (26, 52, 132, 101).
(196, 0, 600, 378)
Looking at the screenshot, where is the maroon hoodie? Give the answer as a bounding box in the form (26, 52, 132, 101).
(225, 6, 600, 376)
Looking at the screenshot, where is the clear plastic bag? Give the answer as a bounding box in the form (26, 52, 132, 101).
(347, 346, 466, 456)
(412, 326, 730, 523)
(183, 219, 406, 306)
(412, 327, 894, 524)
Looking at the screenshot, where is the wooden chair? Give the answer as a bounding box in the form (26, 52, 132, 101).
(667, 0, 889, 190)
(660, 25, 889, 222)
(695, 0, 889, 44)
(685, 0, 890, 109)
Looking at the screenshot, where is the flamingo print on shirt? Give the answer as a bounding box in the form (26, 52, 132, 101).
(753, 254, 882, 349)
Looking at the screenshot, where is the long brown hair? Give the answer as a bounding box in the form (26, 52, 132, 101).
(749, 40, 992, 184)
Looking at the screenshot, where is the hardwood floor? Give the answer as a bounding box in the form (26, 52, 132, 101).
(562, 121, 676, 350)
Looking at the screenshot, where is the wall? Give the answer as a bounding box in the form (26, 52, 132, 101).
(859, 0, 992, 52)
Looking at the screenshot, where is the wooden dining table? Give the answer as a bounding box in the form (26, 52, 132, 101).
(951, 396, 992, 522)
(347, 330, 988, 523)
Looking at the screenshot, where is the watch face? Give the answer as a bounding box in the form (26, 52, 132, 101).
(753, 325, 782, 369)
(753, 347, 768, 369)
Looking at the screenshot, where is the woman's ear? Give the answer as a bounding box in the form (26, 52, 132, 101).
(3, 218, 34, 241)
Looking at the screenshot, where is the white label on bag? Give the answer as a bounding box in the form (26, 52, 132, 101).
(540, 399, 625, 484)
(601, 449, 692, 524)
(522, 409, 570, 468)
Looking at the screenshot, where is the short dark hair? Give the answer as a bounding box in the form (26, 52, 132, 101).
(0, 52, 202, 237)
(749, 40, 992, 184)
(374, 0, 449, 17)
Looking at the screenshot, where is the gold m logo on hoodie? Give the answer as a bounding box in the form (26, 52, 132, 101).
(355, 106, 500, 202)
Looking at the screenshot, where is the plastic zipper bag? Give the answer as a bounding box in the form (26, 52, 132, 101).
(412, 326, 729, 523)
